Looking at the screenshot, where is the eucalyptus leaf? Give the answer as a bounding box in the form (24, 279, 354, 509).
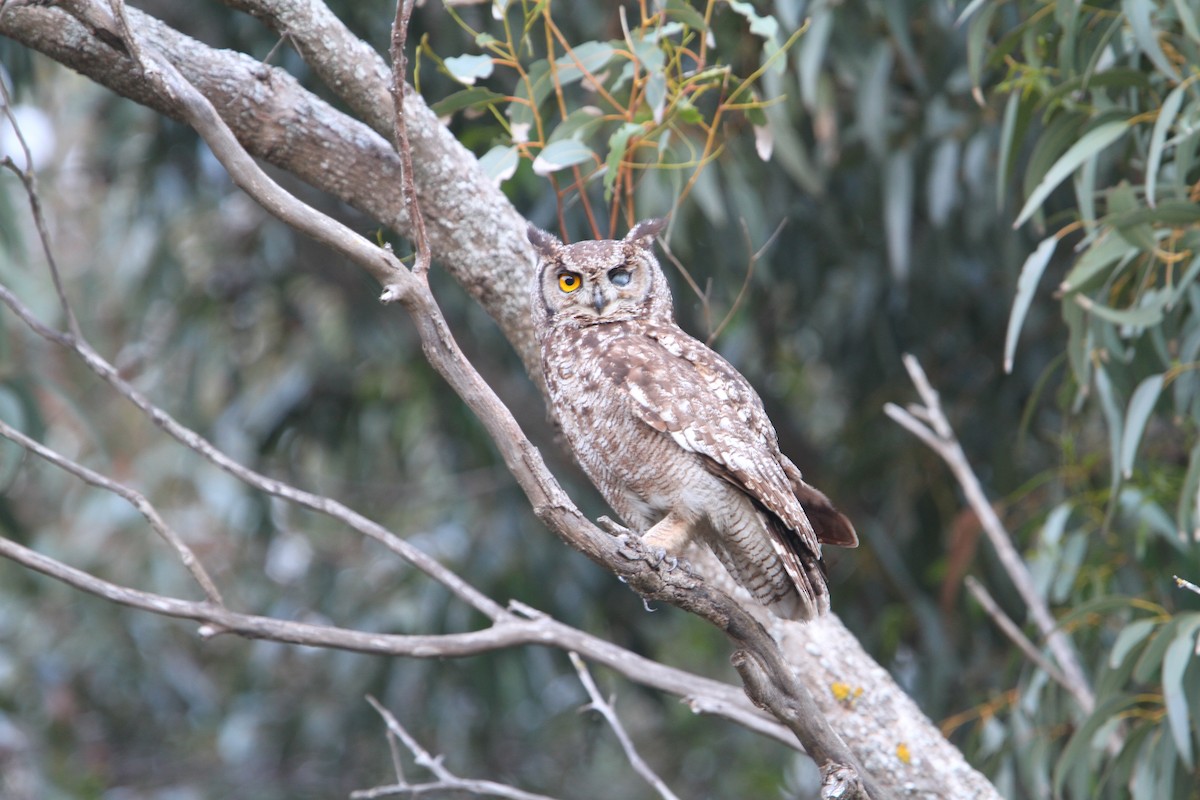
(477, 145, 519, 185)
(1109, 618, 1159, 669)
(603, 123, 642, 201)
(1015, 119, 1131, 229)
(1123, 0, 1180, 80)
(553, 41, 615, 85)
(1120, 374, 1164, 479)
(443, 53, 494, 86)
(1060, 231, 1138, 293)
(1161, 615, 1200, 769)
(1094, 366, 1124, 492)
(883, 148, 913, 282)
(1004, 235, 1058, 373)
(531, 140, 596, 175)
(797, 5, 831, 110)
(1145, 82, 1188, 206)
(430, 87, 506, 118)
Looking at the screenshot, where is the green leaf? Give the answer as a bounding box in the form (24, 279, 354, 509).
(1106, 200, 1200, 230)
(996, 92, 1027, 209)
(674, 98, 702, 125)
(1064, 292, 1092, 391)
(429, 87, 506, 118)
(1175, 0, 1200, 43)
(1094, 366, 1124, 493)
(927, 137, 959, 228)
(509, 59, 551, 140)
(531, 140, 596, 175)
(443, 53, 494, 85)
(727, 1, 781, 43)
(1146, 82, 1188, 207)
(1177, 441, 1200, 538)
(546, 107, 604, 144)
(477, 145, 519, 185)
(1053, 693, 1140, 798)
(1015, 119, 1131, 229)
(1134, 617, 1181, 683)
(603, 123, 642, 201)
(858, 43, 894, 160)
(1060, 231, 1139, 293)
(883, 148, 913, 282)
(1077, 292, 1166, 328)
(664, 0, 708, 31)
(1123, 0, 1180, 80)
(1005, 235, 1058, 373)
(644, 71, 667, 124)
(1162, 615, 1200, 769)
(1120, 374, 1164, 479)
(1109, 618, 1160, 668)
(966, 2, 1000, 102)
(553, 41, 615, 85)
(797, 6, 832, 110)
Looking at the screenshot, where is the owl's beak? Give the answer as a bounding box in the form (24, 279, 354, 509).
(592, 286, 606, 313)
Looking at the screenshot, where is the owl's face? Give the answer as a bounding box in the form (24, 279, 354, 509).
(528, 219, 672, 328)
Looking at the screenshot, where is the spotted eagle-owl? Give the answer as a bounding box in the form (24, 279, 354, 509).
(528, 218, 858, 620)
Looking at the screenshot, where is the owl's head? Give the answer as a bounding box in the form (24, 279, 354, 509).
(528, 218, 672, 328)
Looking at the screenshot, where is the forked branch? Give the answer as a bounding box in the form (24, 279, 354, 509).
(884, 353, 1095, 714)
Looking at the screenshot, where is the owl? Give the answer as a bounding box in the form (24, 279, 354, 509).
(528, 218, 857, 620)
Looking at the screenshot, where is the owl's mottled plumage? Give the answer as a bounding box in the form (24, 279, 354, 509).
(529, 219, 857, 620)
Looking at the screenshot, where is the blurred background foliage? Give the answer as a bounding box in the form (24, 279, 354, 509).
(0, 0, 1198, 798)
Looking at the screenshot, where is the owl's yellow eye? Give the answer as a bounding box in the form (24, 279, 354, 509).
(558, 272, 582, 293)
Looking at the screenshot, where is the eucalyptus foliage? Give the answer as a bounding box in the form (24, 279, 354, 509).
(968, 1, 1200, 796)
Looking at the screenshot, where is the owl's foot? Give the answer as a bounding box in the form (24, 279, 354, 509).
(650, 548, 679, 572)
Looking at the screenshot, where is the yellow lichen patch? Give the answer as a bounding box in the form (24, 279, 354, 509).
(896, 742, 912, 765)
(830, 682, 864, 706)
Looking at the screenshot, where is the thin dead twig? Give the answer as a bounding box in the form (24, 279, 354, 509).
(884, 353, 1095, 715)
(569, 653, 682, 800)
(964, 576, 1070, 689)
(355, 696, 563, 800)
(386, 0, 431, 284)
(0, 419, 224, 606)
(1174, 575, 1200, 596)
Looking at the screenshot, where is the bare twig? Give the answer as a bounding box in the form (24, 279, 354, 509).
(355, 696, 563, 800)
(1174, 575, 1200, 596)
(0, 100, 80, 337)
(0, 276, 504, 621)
(0, 5, 1004, 795)
(0, 420, 224, 606)
(885, 353, 1095, 714)
(386, 0, 431, 284)
(569, 653, 682, 800)
(964, 576, 1070, 689)
(0, 30, 796, 749)
(707, 219, 785, 345)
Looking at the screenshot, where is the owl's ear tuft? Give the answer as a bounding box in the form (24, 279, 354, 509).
(624, 218, 666, 249)
(527, 223, 562, 259)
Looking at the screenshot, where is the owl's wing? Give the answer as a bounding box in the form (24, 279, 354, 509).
(600, 325, 850, 557)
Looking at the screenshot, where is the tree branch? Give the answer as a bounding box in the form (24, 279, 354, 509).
(354, 696, 563, 800)
(0, 4, 1007, 796)
(569, 652, 682, 800)
(884, 353, 1095, 714)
